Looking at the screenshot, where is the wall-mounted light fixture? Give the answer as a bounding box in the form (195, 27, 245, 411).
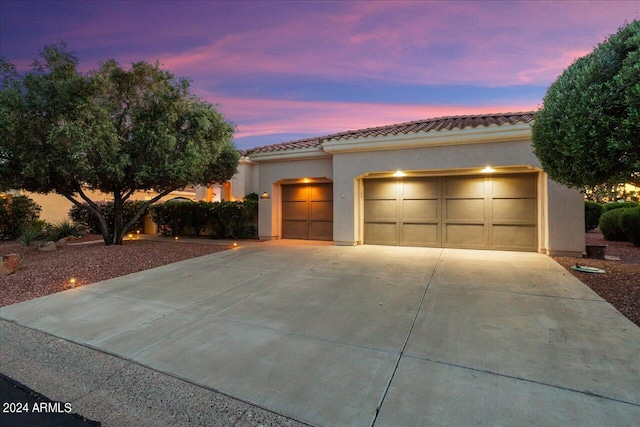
(481, 166, 496, 173)
(393, 170, 407, 177)
(261, 191, 270, 199)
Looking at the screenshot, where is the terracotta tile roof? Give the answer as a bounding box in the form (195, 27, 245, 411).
(246, 112, 534, 154)
(246, 136, 323, 154)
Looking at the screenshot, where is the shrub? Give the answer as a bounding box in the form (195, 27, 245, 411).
(599, 208, 629, 241)
(584, 201, 604, 231)
(46, 220, 82, 241)
(603, 201, 639, 212)
(18, 223, 45, 246)
(69, 201, 148, 234)
(619, 207, 640, 246)
(150, 199, 258, 239)
(149, 201, 195, 236)
(0, 195, 42, 240)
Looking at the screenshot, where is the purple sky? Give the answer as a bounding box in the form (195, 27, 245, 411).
(1, 1, 638, 150)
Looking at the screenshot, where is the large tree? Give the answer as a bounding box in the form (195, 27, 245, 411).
(0, 43, 239, 245)
(532, 20, 640, 190)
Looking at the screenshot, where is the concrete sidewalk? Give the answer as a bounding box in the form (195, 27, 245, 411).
(1, 241, 639, 426)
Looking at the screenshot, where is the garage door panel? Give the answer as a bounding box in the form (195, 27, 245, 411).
(402, 224, 439, 246)
(282, 186, 308, 201)
(282, 220, 308, 239)
(364, 179, 396, 199)
(493, 199, 536, 223)
(492, 175, 537, 197)
(365, 200, 396, 221)
(310, 184, 333, 200)
(493, 225, 537, 250)
(364, 223, 397, 245)
(403, 199, 438, 221)
(445, 199, 485, 221)
(444, 176, 485, 197)
(282, 183, 333, 241)
(311, 201, 333, 221)
(403, 178, 439, 198)
(363, 173, 537, 251)
(445, 224, 485, 247)
(310, 221, 333, 241)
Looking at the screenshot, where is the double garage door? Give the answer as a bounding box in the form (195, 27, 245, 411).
(364, 173, 538, 251)
(282, 183, 333, 241)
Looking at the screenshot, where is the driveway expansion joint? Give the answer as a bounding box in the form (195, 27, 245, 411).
(370, 249, 444, 427)
(402, 353, 640, 408)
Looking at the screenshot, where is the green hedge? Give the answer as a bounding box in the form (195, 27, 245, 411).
(584, 201, 604, 232)
(599, 208, 629, 241)
(69, 201, 148, 234)
(150, 199, 257, 239)
(603, 201, 639, 211)
(0, 195, 42, 240)
(620, 207, 640, 246)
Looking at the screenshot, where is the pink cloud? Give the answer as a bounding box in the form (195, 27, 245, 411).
(154, 1, 638, 87)
(212, 96, 537, 141)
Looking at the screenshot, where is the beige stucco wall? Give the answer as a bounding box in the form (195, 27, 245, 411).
(251, 136, 585, 256)
(23, 189, 198, 225)
(230, 157, 259, 200)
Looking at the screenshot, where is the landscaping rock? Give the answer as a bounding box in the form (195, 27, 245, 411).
(1, 254, 22, 276)
(38, 241, 57, 252)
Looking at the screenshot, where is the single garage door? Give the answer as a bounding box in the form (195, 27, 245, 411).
(364, 173, 537, 251)
(282, 183, 333, 241)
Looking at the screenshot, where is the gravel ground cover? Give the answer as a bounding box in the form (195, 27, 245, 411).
(0, 235, 231, 307)
(553, 230, 640, 328)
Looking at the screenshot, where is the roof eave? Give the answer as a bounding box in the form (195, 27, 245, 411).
(248, 146, 331, 163)
(322, 122, 533, 154)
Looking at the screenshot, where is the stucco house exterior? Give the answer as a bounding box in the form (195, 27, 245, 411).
(244, 112, 585, 257)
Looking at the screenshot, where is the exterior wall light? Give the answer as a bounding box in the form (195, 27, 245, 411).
(481, 166, 496, 173)
(393, 170, 407, 177)
(261, 192, 270, 199)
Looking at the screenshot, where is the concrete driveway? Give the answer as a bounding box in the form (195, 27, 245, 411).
(1, 241, 639, 426)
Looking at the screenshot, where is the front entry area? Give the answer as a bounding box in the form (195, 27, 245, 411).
(282, 183, 333, 240)
(363, 173, 538, 251)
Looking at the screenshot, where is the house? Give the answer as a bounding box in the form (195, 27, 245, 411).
(244, 112, 585, 257)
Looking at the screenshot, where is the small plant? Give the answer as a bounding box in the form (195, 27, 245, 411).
(584, 201, 604, 232)
(619, 207, 640, 246)
(599, 208, 629, 241)
(18, 223, 45, 246)
(46, 220, 81, 242)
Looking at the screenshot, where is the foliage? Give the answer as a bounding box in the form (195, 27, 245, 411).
(45, 220, 82, 242)
(18, 223, 45, 246)
(1, 43, 239, 245)
(599, 208, 629, 241)
(69, 201, 148, 234)
(244, 192, 259, 202)
(150, 199, 257, 238)
(531, 20, 640, 189)
(619, 207, 640, 246)
(584, 201, 605, 232)
(0, 195, 42, 240)
(603, 201, 639, 211)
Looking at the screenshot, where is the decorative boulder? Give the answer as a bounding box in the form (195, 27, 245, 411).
(38, 241, 57, 252)
(1, 253, 22, 276)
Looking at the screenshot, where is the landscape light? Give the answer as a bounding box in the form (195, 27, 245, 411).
(69, 278, 76, 288)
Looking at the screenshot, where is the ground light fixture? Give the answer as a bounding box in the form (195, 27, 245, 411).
(69, 278, 76, 288)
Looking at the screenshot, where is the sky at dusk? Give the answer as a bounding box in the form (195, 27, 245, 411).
(1, 0, 639, 150)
